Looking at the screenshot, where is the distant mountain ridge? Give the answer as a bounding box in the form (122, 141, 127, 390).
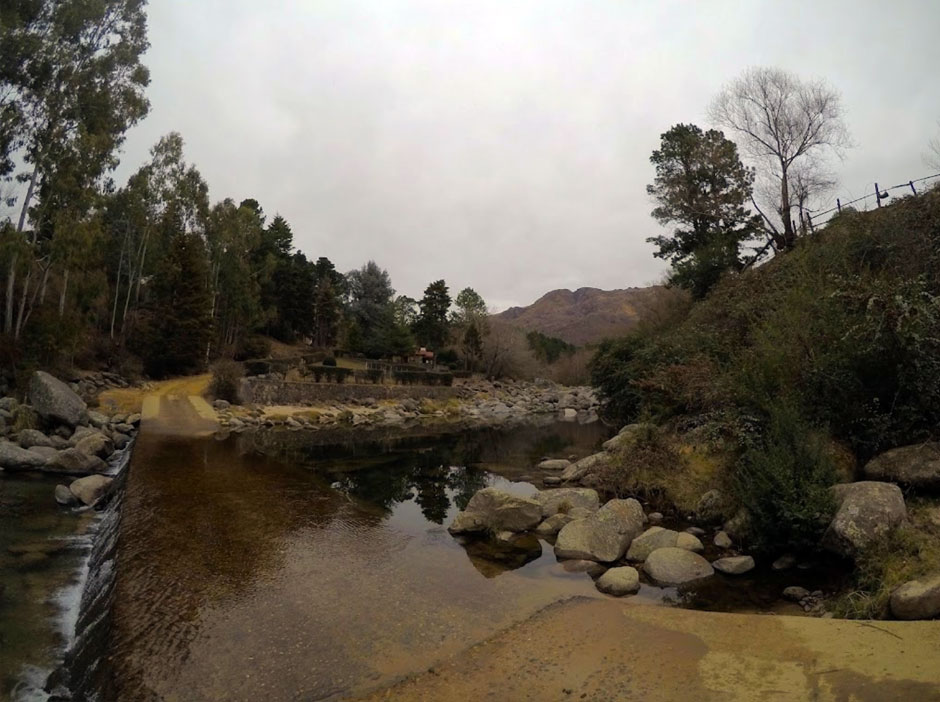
(494, 286, 666, 346)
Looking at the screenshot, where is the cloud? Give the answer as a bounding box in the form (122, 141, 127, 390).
(117, 0, 940, 308)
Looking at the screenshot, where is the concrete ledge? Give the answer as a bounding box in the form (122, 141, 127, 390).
(239, 378, 458, 406)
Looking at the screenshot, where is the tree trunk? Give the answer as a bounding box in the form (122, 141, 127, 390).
(13, 269, 31, 340)
(16, 163, 40, 234)
(58, 267, 69, 317)
(4, 253, 16, 334)
(780, 163, 794, 250)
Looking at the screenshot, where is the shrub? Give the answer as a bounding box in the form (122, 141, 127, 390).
(322, 356, 337, 367)
(310, 366, 352, 384)
(236, 336, 271, 361)
(336, 409, 354, 423)
(244, 360, 271, 376)
(732, 403, 837, 553)
(210, 360, 244, 404)
(11, 404, 38, 432)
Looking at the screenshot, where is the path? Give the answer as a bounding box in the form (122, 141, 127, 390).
(356, 596, 940, 701)
(137, 374, 218, 436)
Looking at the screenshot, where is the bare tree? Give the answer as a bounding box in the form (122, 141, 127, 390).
(926, 121, 940, 171)
(709, 67, 850, 251)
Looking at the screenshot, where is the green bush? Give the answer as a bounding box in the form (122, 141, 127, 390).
(236, 336, 271, 361)
(310, 366, 352, 383)
(243, 360, 271, 376)
(322, 356, 337, 367)
(732, 403, 837, 552)
(210, 360, 244, 403)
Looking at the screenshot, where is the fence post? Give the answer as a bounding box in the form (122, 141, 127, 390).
(875, 182, 882, 208)
(836, 198, 841, 213)
(910, 180, 918, 195)
(806, 212, 815, 233)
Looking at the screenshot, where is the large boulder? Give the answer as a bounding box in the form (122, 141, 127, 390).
(18, 428, 55, 449)
(863, 443, 940, 491)
(29, 371, 87, 427)
(68, 474, 113, 507)
(448, 488, 542, 534)
(595, 566, 641, 596)
(537, 488, 599, 517)
(644, 547, 714, 586)
(712, 555, 756, 575)
(821, 481, 907, 558)
(54, 484, 79, 507)
(626, 527, 680, 561)
(602, 423, 654, 452)
(0, 440, 47, 470)
(561, 452, 610, 483)
(889, 574, 940, 620)
(74, 431, 114, 459)
(44, 448, 108, 476)
(554, 498, 644, 562)
(537, 459, 571, 471)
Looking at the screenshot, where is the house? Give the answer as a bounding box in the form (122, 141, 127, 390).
(408, 347, 435, 366)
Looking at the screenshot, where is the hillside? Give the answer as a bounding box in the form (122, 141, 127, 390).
(494, 286, 667, 346)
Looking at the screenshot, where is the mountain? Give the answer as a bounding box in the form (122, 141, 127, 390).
(493, 286, 667, 346)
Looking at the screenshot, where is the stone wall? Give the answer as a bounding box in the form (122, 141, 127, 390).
(239, 377, 458, 406)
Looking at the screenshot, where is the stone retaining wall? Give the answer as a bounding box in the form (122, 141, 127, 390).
(239, 377, 458, 405)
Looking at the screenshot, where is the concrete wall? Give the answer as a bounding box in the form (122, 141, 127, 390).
(239, 378, 458, 405)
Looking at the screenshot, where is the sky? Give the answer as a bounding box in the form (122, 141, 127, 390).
(114, 0, 940, 311)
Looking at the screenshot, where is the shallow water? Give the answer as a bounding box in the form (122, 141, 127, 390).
(0, 473, 98, 700)
(104, 421, 614, 701)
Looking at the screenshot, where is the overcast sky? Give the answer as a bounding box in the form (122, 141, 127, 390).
(115, 0, 940, 311)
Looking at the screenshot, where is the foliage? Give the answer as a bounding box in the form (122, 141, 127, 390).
(322, 356, 337, 367)
(309, 366, 353, 383)
(526, 330, 575, 364)
(414, 279, 451, 350)
(646, 124, 760, 298)
(732, 403, 837, 552)
(210, 359, 244, 404)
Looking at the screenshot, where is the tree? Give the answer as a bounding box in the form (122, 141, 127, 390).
(709, 67, 850, 251)
(414, 279, 451, 350)
(312, 257, 343, 348)
(346, 261, 395, 353)
(646, 123, 760, 298)
(461, 321, 483, 370)
(451, 287, 488, 327)
(392, 295, 419, 327)
(138, 232, 212, 377)
(926, 121, 940, 171)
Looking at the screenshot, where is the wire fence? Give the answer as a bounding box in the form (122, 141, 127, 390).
(805, 171, 940, 230)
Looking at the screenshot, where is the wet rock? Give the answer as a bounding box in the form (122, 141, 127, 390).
(537, 488, 600, 517)
(112, 433, 132, 450)
(822, 481, 907, 558)
(554, 498, 644, 562)
(45, 448, 108, 476)
(29, 371, 88, 427)
(644, 547, 714, 586)
(695, 489, 732, 525)
(54, 484, 79, 507)
(74, 431, 114, 459)
(559, 559, 606, 575)
(538, 459, 571, 471)
(863, 443, 940, 491)
(713, 531, 733, 549)
(772, 554, 797, 571)
(462, 533, 542, 578)
(0, 440, 48, 470)
(712, 555, 755, 575)
(560, 451, 610, 483)
(448, 488, 542, 534)
(596, 566, 641, 596)
(18, 428, 55, 449)
(676, 532, 704, 553)
(560, 408, 577, 421)
(889, 574, 940, 620)
(783, 586, 810, 602)
(626, 527, 679, 561)
(69, 475, 113, 506)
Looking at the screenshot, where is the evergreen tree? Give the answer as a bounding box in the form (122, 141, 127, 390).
(414, 279, 451, 350)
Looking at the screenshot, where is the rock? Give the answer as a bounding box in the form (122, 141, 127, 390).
(560, 559, 606, 576)
(535, 513, 574, 536)
(45, 448, 108, 476)
(28, 446, 59, 461)
(18, 429, 55, 449)
(713, 531, 733, 549)
(560, 408, 577, 421)
(712, 555, 756, 575)
(695, 489, 732, 525)
(601, 423, 654, 452)
(685, 526, 706, 537)
(626, 527, 679, 561)
(110, 413, 127, 424)
(54, 484, 79, 507)
(0, 397, 16, 412)
(87, 410, 109, 428)
(69, 426, 98, 445)
(0, 440, 48, 470)
(783, 586, 810, 602)
(772, 554, 797, 571)
(889, 574, 940, 620)
(722, 509, 752, 543)
(560, 452, 610, 483)
(648, 512, 663, 524)
(126, 413, 141, 426)
(595, 566, 641, 596)
(644, 547, 714, 586)
(112, 433, 132, 450)
(537, 459, 571, 471)
(448, 488, 542, 534)
(29, 371, 88, 427)
(863, 443, 940, 491)
(821, 481, 907, 558)
(676, 532, 704, 553)
(543, 476, 562, 486)
(113, 423, 135, 434)
(554, 498, 645, 562)
(537, 488, 599, 517)
(68, 475, 113, 506)
(74, 431, 114, 459)
(213, 399, 231, 410)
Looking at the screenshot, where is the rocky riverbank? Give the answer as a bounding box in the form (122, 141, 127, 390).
(0, 371, 139, 510)
(213, 379, 602, 435)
